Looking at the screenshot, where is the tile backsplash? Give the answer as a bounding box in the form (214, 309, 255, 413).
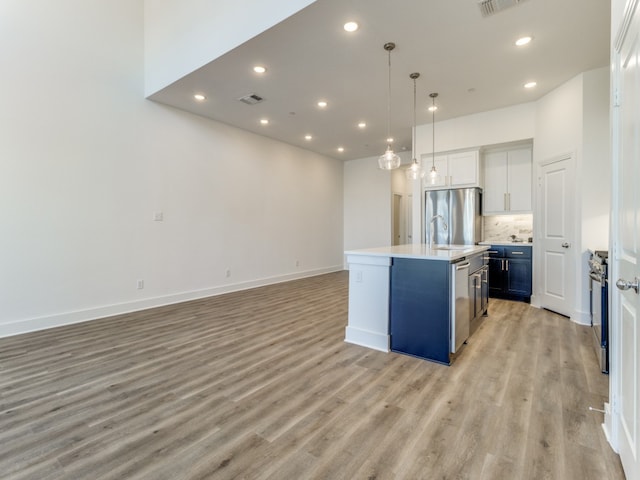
(483, 214, 533, 243)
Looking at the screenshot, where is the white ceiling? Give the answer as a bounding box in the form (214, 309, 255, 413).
(148, 0, 611, 161)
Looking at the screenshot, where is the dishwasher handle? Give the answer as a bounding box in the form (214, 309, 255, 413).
(455, 262, 471, 271)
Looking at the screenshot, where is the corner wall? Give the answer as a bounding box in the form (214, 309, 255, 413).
(0, 0, 343, 336)
(533, 67, 610, 324)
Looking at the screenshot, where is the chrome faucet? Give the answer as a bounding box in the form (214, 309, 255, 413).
(429, 215, 448, 249)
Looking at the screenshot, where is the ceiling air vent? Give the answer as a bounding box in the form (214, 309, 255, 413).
(238, 93, 264, 105)
(477, 0, 529, 17)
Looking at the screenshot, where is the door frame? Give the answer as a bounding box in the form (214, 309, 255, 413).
(534, 152, 578, 320)
(608, 1, 640, 475)
(391, 191, 406, 245)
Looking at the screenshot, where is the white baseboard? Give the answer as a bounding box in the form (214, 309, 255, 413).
(572, 308, 591, 326)
(0, 265, 344, 338)
(344, 326, 390, 353)
(530, 294, 540, 308)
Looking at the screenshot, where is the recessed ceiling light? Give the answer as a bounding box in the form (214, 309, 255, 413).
(193, 94, 206, 101)
(386, 137, 394, 143)
(337, 147, 345, 152)
(344, 21, 358, 32)
(317, 100, 328, 108)
(253, 65, 267, 73)
(358, 122, 366, 129)
(515, 36, 533, 47)
(524, 81, 537, 89)
(260, 118, 269, 125)
(305, 135, 312, 140)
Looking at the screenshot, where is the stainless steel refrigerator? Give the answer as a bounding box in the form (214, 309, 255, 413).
(425, 187, 483, 245)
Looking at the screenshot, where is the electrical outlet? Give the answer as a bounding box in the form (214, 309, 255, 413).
(136, 279, 144, 289)
(225, 269, 231, 278)
(153, 212, 163, 222)
(356, 271, 363, 283)
(295, 260, 300, 267)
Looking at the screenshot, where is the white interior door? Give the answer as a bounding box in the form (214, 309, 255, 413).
(611, 1, 640, 476)
(406, 194, 413, 243)
(392, 193, 403, 246)
(539, 156, 575, 317)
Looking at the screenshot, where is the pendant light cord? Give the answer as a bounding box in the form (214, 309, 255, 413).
(386, 48, 391, 144)
(413, 77, 417, 160)
(432, 102, 435, 168)
(431, 93, 437, 169)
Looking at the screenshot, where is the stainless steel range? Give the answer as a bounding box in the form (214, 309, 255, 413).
(589, 250, 609, 374)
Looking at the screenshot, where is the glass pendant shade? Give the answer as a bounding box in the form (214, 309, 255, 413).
(406, 158, 426, 180)
(405, 72, 424, 180)
(379, 146, 401, 170)
(429, 164, 439, 185)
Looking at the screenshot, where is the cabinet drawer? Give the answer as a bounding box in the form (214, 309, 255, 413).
(486, 246, 504, 257)
(505, 246, 531, 259)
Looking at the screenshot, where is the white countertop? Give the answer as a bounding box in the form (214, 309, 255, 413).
(345, 244, 489, 262)
(479, 241, 533, 246)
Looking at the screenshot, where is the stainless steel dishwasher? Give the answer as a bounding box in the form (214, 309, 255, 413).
(450, 259, 471, 353)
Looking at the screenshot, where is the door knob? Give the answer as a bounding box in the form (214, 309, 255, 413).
(561, 242, 570, 248)
(616, 277, 640, 294)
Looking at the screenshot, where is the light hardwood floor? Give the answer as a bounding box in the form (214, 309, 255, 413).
(0, 271, 625, 479)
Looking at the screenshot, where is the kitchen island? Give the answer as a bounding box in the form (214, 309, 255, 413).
(345, 244, 489, 365)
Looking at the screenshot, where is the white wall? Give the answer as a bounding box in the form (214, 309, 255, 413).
(582, 67, 611, 251)
(533, 73, 583, 318)
(533, 68, 610, 324)
(344, 156, 392, 252)
(415, 102, 536, 156)
(144, 0, 316, 96)
(0, 0, 343, 336)
(533, 76, 583, 163)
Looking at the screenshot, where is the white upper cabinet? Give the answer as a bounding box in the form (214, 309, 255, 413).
(482, 146, 532, 215)
(423, 150, 480, 189)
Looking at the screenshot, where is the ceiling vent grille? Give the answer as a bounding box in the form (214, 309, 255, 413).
(238, 93, 264, 105)
(477, 0, 529, 17)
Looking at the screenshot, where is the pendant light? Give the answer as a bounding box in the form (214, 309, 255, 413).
(378, 42, 401, 170)
(405, 73, 425, 180)
(428, 92, 439, 184)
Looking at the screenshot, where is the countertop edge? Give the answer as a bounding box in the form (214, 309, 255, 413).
(345, 244, 490, 262)
(479, 241, 533, 246)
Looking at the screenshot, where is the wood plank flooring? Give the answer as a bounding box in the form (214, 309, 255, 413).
(0, 271, 625, 479)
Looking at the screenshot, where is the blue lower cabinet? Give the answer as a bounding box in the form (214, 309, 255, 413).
(390, 258, 451, 365)
(488, 245, 532, 302)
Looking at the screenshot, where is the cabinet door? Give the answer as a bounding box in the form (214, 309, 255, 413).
(483, 151, 508, 214)
(488, 257, 504, 297)
(390, 258, 451, 364)
(505, 258, 532, 297)
(507, 148, 532, 212)
(448, 151, 479, 187)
